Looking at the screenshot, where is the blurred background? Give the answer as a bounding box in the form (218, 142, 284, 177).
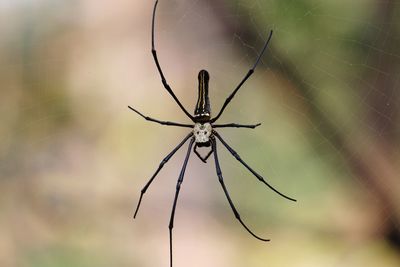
(1, 0, 399, 266)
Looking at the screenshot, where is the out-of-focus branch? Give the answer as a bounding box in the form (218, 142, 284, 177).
(206, 0, 400, 245)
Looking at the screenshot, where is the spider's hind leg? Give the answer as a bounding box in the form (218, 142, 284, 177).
(194, 143, 213, 163)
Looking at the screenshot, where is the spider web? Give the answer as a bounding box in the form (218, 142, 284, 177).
(157, 1, 400, 266)
(0, 0, 399, 267)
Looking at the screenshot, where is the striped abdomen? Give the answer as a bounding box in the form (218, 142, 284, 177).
(194, 70, 211, 121)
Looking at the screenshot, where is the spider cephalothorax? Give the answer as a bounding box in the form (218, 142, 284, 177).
(193, 122, 212, 144)
(128, 1, 296, 267)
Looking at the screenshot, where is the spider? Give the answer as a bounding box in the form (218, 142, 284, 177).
(129, 1, 296, 266)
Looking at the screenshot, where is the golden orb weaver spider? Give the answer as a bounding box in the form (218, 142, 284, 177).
(129, 1, 296, 266)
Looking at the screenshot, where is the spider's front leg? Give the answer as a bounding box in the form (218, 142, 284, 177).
(213, 131, 297, 202)
(168, 137, 195, 267)
(211, 137, 270, 241)
(133, 133, 193, 218)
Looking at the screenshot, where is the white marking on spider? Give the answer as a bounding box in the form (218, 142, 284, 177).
(193, 123, 212, 143)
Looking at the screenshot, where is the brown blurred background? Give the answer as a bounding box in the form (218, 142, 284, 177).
(1, 0, 399, 266)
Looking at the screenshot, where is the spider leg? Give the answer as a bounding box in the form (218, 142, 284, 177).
(133, 133, 193, 219)
(151, 0, 194, 121)
(211, 30, 273, 123)
(211, 138, 270, 242)
(213, 123, 262, 129)
(128, 106, 193, 128)
(169, 137, 195, 267)
(193, 144, 213, 163)
(213, 131, 297, 202)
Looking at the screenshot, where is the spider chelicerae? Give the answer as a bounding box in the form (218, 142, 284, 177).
(129, 1, 296, 266)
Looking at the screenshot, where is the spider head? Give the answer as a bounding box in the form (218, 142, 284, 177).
(193, 122, 212, 144)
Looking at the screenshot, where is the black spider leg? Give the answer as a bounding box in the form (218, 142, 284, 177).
(211, 137, 270, 242)
(213, 123, 262, 129)
(169, 137, 195, 267)
(133, 133, 193, 219)
(193, 144, 213, 163)
(213, 131, 297, 202)
(211, 30, 273, 123)
(151, 0, 195, 122)
(128, 106, 193, 128)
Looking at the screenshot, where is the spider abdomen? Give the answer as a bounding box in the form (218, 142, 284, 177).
(193, 122, 212, 144)
(194, 70, 211, 122)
